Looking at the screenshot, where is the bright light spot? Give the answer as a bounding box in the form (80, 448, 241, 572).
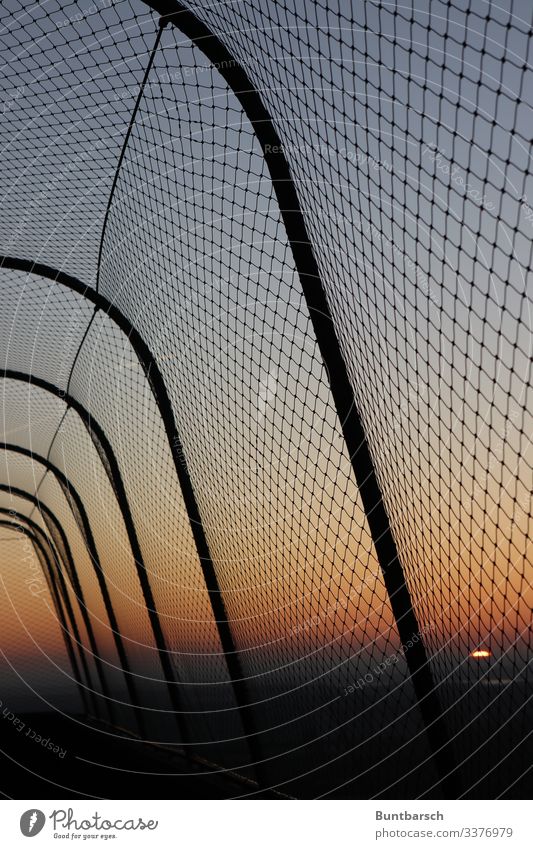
(470, 649, 492, 659)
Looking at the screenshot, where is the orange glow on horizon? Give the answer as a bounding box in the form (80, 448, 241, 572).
(470, 649, 492, 659)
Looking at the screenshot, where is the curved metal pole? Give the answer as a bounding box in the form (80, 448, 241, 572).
(37, 510, 115, 725)
(95, 24, 165, 294)
(0, 258, 260, 775)
(31, 534, 91, 714)
(0, 449, 146, 736)
(2, 371, 190, 747)
(0, 33, 457, 788)
(135, 0, 458, 795)
(0, 483, 114, 723)
(0, 508, 101, 717)
(0, 520, 89, 713)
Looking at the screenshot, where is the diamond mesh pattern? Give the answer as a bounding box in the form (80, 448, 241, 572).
(0, 0, 530, 797)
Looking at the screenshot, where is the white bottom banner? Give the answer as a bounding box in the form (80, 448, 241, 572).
(1, 799, 530, 848)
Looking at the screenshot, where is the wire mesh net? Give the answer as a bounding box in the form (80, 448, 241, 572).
(0, 0, 531, 798)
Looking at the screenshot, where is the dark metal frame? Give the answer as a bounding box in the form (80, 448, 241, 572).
(0, 487, 113, 722)
(0, 258, 261, 777)
(1, 370, 191, 747)
(0, 450, 146, 735)
(0, 508, 102, 715)
(0, 0, 461, 790)
(140, 1, 459, 795)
